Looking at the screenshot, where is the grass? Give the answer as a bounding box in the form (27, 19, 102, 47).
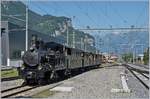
(1, 69, 18, 78)
(32, 89, 56, 98)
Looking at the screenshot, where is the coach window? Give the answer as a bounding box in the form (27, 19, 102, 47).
(74, 51, 76, 57)
(1, 28, 6, 36)
(81, 52, 84, 57)
(75, 51, 77, 57)
(76, 52, 77, 56)
(67, 48, 71, 55)
(72, 50, 74, 56)
(65, 48, 67, 56)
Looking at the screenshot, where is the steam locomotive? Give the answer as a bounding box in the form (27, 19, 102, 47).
(19, 35, 101, 85)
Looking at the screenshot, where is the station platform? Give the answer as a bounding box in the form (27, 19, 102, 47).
(41, 64, 148, 98)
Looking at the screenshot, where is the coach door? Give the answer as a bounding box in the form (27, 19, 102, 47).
(65, 48, 71, 69)
(81, 52, 84, 68)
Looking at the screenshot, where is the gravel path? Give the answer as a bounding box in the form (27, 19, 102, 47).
(47, 65, 149, 99)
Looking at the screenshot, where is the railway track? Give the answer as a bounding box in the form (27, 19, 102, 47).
(1, 82, 63, 98)
(1, 64, 100, 98)
(1, 85, 39, 98)
(1, 85, 26, 93)
(124, 64, 149, 90)
(133, 64, 149, 69)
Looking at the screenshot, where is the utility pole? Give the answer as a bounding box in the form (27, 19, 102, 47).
(66, 22, 69, 47)
(133, 44, 144, 64)
(25, 1, 28, 51)
(131, 44, 136, 64)
(0, 0, 1, 66)
(118, 44, 130, 63)
(80, 37, 83, 50)
(84, 35, 88, 52)
(73, 30, 75, 48)
(132, 45, 135, 64)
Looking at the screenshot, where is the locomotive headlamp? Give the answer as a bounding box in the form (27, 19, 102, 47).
(38, 65, 42, 70)
(21, 64, 25, 70)
(81, 53, 84, 57)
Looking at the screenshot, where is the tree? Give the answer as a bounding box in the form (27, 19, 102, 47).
(143, 48, 149, 65)
(122, 53, 133, 63)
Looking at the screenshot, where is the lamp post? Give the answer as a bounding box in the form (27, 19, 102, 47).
(25, 1, 28, 51)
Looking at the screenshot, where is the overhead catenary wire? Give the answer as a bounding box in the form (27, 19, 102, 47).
(29, 2, 64, 43)
(75, 3, 100, 28)
(40, 2, 81, 29)
(30, 2, 48, 15)
(23, 1, 68, 44)
(45, 1, 84, 27)
(2, 14, 25, 22)
(52, 2, 86, 27)
(108, 1, 128, 26)
(53, 2, 72, 18)
(87, 2, 116, 53)
(2, 1, 26, 25)
(44, 1, 89, 47)
(90, 2, 118, 28)
(135, 4, 147, 28)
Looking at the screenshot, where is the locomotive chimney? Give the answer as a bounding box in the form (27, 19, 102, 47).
(31, 34, 38, 46)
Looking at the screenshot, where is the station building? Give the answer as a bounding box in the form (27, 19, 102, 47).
(1, 21, 65, 66)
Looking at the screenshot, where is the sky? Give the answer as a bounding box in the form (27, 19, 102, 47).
(24, 0, 149, 29)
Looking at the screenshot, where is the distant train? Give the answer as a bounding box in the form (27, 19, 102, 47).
(19, 35, 101, 85)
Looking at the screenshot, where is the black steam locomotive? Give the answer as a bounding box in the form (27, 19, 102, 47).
(19, 35, 101, 84)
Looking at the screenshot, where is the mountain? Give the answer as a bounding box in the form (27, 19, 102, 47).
(1, 1, 70, 34)
(1, 1, 96, 52)
(94, 31, 149, 55)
